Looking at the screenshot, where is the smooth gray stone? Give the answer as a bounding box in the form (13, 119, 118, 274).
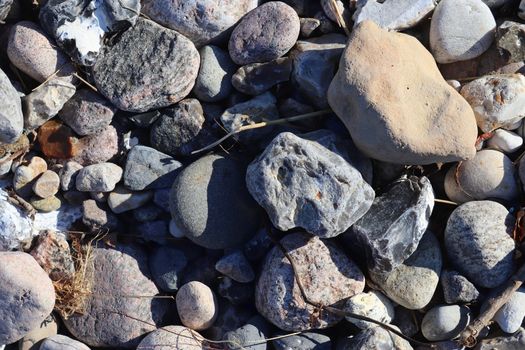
(75, 162, 123, 192)
(421, 305, 471, 341)
(232, 57, 293, 95)
(193, 45, 237, 102)
(224, 316, 268, 350)
(0, 68, 23, 143)
(494, 287, 525, 333)
(39, 334, 90, 350)
(215, 250, 255, 283)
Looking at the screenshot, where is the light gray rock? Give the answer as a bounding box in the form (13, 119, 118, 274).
(75, 162, 123, 192)
(39, 334, 90, 350)
(370, 232, 442, 310)
(461, 74, 525, 132)
(232, 57, 292, 96)
(496, 21, 525, 64)
(520, 0, 525, 20)
(136, 326, 204, 350)
(421, 305, 471, 341)
(475, 328, 525, 349)
(176, 281, 218, 331)
(215, 250, 255, 283)
(193, 45, 237, 102)
(59, 161, 83, 191)
(0, 68, 23, 143)
(430, 0, 496, 63)
(0, 199, 33, 251)
(353, 0, 436, 30)
(348, 176, 434, 272)
(0, 0, 12, 20)
(142, 0, 258, 47)
(18, 314, 58, 350)
(299, 18, 320, 38)
(494, 287, 525, 333)
(256, 233, 365, 331)
(0, 252, 55, 344)
(107, 186, 152, 214)
(224, 317, 268, 350)
(487, 129, 523, 153)
(441, 270, 480, 304)
(247, 132, 374, 238)
(482, 0, 512, 7)
(445, 201, 516, 288)
(321, 0, 345, 22)
(123, 145, 182, 191)
(32, 170, 60, 199)
(344, 291, 395, 329)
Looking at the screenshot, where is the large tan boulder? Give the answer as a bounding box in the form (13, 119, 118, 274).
(327, 20, 478, 165)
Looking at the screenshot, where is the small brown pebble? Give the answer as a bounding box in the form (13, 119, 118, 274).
(37, 120, 78, 159)
(32, 170, 60, 199)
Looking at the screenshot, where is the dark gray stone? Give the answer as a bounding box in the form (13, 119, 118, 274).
(348, 176, 434, 272)
(445, 200, 516, 289)
(339, 326, 412, 350)
(123, 145, 182, 191)
(497, 21, 525, 64)
(181, 255, 220, 287)
(0, 68, 23, 143)
(39, 0, 141, 66)
(92, 18, 199, 112)
(247, 132, 374, 238)
(148, 245, 187, 292)
(59, 161, 83, 191)
(232, 57, 293, 95)
(475, 328, 525, 350)
(136, 220, 169, 244)
(273, 331, 332, 350)
(256, 233, 365, 331)
(150, 98, 216, 157)
(228, 1, 300, 65)
(170, 154, 260, 249)
(224, 316, 268, 350)
(215, 250, 255, 283)
(133, 204, 164, 222)
(218, 277, 254, 305)
(243, 227, 274, 263)
(441, 270, 480, 304)
(153, 188, 171, 212)
(193, 45, 237, 102)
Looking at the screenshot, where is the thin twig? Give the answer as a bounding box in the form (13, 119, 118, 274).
(31, 68, 61, 92)
(434, 198, 458, 206)
(72, 72, 98, 92)
(329, 0, 351, 36)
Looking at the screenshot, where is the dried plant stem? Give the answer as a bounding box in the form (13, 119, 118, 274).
(72, 72, 98, 92)
(329, 0, 351, 37)
(31, 68, 61, 92)
(434, 198, 458, 206)
(459, 262, 525, 348)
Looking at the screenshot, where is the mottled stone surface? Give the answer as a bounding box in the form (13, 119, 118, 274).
(349, 176, 434, 272)
(497, 21, 525, 63)
(475, 328, 525, 349)
(421, 305, 471, 341)
(70, 126, 119, 166)
(441, 270, 480, 304)
(232, 57, 293, 95)
(32, 170, 60, 199)
(353, 0, 435, 30)
(92, 18, 199, 112)
(0, 68, 23, 143)
(247, 132, 374, 238)
(256, 233, 365, 331)
(176, 281, 218, 331)
(445, 201, 516, 288)
(18, 314, 58, 350)
(29, 230, 74, 281)
(64, 244, 166, 348)
(344, 291, 395, 329)
(136, 326, 204, 350)
(494, 287, 525, 333)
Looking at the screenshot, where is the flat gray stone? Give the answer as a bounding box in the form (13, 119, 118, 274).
(0, 68, 23, 144)
(421, 305, 471, 341)
(75, 162, 123, 192)
(136, 326, 203, 350)
(247, 132, 374, 238)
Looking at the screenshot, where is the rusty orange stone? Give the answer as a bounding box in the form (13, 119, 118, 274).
(37, 120, 78, 159)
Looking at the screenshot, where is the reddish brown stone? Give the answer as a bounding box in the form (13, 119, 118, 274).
(30, 230, 74, 281)
(37, 120, 78, 159)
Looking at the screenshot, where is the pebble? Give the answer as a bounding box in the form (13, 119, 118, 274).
(75, 162, 123, 192)
(136, 326, 204, 350)
(487, 129, 523, 153)
(107, 186, 152, 214)
(58, 89, 117, 136)
(149, 99, 213, 157)
(247, 132, 374, 238)
(445, 201, 516, 288)
(353, 0, 436, 30)
(13, 158, 47, 197)
(430, 0, 496, 64)
(369, 231, 442, 310)
(0, 199, 32, 250)
(422, 305, 471, 341)
(136, 220, 170, 244)
(92, 18, 199, 113)
(7, 21, 75, 83)
(223, 317, 268, 350)
(493, 287, 525, 333)
(176, 281, 219, 331)
(39, 334, 90, 350)
(228, 1, 300, 65)
(496, 21, 525, 64)
(215, 250, 255, 283)
(36, 120, 77, 160)
(32, 170, 60, 198)
(475, 328, 525, 349)
(18, 314, 58, 350)
(344, 291, 395, 329)
(169, 219, 185, 238)
(232, 57, 293, 95)
(148, 245, 187, 292)
(29, 230, 74, 281)
(327, 21, 478, 164)
(348, 176, 434, 272)
(59, 161, 82, 191)
(461, 74, 525, 132)
(273, 332, 332, 350)
(23, 79, 76, 130)
(170, 154, 260, 249)
(30, 195, 61, 213)
(256, 232, 365, 331)
(141, 0, 258, 47)
(123, 145, 182, 191)
(340, 326, 413, 350)
(70, 125, 119, 166)
(441, 270, 480, 304)
(0, 67, 23, 143)
(299, 18, 320, 37)
(193, 45, 237, 102)
(81, 199, 119, 231)
(0, 252, 55, 344)
(63, 244, 166, 348)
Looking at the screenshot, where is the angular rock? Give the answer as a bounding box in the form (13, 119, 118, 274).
(148, 245, 187, 293)
(487, 129, 523, 153)
(353, 0, 435, 30)
(176, 281, 218, 331)
(81, 199, 119, 231)
(215, 250, 255, 283)
(0, 0, 12, 21)
(228, 1, 300, 65)
(232, 57, 293, 95)
(348, 176, 434, 272)
(445, 201, 516, 288)
(37, 120, 77, 160)
(141, 0, 258, 47)
(497, 21, 525, 64)
(58, 89, 117, 136)
(494, 287, 525, 333)
(107, 186, 152, 214)
(70, 125, 119, 166)
(327, 21, 478, 164)
(39, 334, 90, 350)
(136, 326, 204, 350)
(369, 232, 442, 310)
(39, 0, 141, 66)
(0, 198, 33, 250)
(422, 305, 471, 342)
(0, 68, 23, 143)
(193, 45, 237, 102)
(92, 18, 199, 112)
(299, 18, 320, 38)
(59, 161, 82, 191)
(29, 230, 74, 281)
(63, 244, 166, 348)
(32, 170, 60, 199)
(170, 154, 260, 249)
(461, 74, 525, 132)
(441, 270, 480, 304)
(475, 328, 525, 349)
(124, 145, 182, 191)
(0, 252, 55, 344)
(344, 291, 395, 330)
(247, 132, 374, 238)
(75, 162, 123, 192)
(256, 233, 365, 331)
(224, 317, 268, 350)
(430, 0, 496, 64)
